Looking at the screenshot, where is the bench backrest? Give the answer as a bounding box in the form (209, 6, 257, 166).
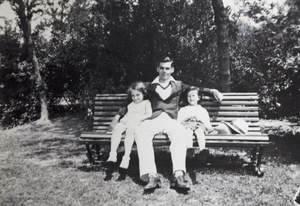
(92, 93, 262, 135)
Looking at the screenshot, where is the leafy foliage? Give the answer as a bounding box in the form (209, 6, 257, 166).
(229, 0, 300, 118)
(0, 0, 299, 127)
(0, 28, 40, 126)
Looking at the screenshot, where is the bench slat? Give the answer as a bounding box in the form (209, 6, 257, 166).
(221, 92, 258, 95)
(94, 102, 126, 106)
(92, 121, 262, 126)
(201, 101, 259, 106)
(79, 134, 269, 147)
(78, 139, 269, 147)
(92, 116, 260, 122)
(90, 130, 263, 136)
(94, 106, 122, 110)
(92, 123, 263, 129)
(208, 111, 259, 117)
(204, 106, 258, 111)
(95, 95, 127, 100)
(94, 101, 259, 106)
(202, 96, 258, 100)
(94, 111, 120, 116)
(80, 132, 267, 140)
(210, 117, 260, 122)
(92, 111, 260, 117)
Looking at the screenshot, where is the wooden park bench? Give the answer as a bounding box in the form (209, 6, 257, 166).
(78, 92, 269, 177)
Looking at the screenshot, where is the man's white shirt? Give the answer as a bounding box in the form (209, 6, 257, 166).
(152, 76, 176, 101)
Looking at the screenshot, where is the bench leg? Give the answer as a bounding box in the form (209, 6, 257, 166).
(252, 147, 264, 177)
(95, 144, 102, 160)
(251, 147, 257, 164)
(85, 144, 95, 165)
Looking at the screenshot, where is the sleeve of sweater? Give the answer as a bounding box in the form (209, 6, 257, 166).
(181, 82, 205, 93)
(201, 108, 212, 130)
(177, 107, 190, 123)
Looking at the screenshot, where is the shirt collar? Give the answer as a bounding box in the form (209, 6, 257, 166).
(151, 76, 177, 86)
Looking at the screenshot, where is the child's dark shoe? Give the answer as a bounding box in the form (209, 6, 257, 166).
(104, 161, 117, 173)
(116, 167, 127, 181)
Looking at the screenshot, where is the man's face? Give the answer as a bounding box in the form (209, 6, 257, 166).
(156, 61, 174, 82)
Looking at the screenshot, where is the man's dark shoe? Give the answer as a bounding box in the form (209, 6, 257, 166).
(187, 148, 195, 159)
(144, 175, 162, 192)
(103, 161, 117, 181)
(294, 186, 300, 205)
(104, 171, 113, 181)
(104, 161, 117, 172)
(116, 167, 127, 181)
(171, 175, 190, 191)
(295, 196, 300, 206)
(198, 148, 209, 161)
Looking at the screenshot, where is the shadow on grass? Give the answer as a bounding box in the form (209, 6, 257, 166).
(31, 113, 90, 137)
(266, 132, 300, 164)
(76, 148, 258, 186)
(19, 121, 300, 182)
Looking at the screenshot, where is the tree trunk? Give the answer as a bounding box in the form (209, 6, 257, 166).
(12, 0, 49, 123)
(211, 0, 230, 92)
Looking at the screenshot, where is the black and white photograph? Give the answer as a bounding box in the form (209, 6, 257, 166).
(0, 0, 299, 205)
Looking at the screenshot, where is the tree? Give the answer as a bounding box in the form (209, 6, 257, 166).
(9, 0, 49, 124)
(211, 0, 230, 92)
(180, 0, 230, 91)
(43, 0, 110, 107)
(227, 0, 299, 118)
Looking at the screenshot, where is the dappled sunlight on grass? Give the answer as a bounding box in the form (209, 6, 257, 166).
(0, 115, 299, 205)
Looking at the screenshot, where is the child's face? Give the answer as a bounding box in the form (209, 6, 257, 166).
(131, 89, 144, 104)
(187, 90, 200, 106)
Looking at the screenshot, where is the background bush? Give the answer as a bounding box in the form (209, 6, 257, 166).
(0, 0, 299, 127)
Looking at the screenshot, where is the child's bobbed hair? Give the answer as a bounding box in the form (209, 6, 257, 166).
(186, 86, 201, 96)
(185, 86, 203, 103)
(127, 81, 148, 99)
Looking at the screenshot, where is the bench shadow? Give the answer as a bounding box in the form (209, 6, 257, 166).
(266, 133, 300, 164)
(75, 131, 300, 186)
(76, 148, 259, 187)
(22, 137, 87, 160)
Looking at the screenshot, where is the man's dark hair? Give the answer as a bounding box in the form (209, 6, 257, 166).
(158, 54, 174, 67)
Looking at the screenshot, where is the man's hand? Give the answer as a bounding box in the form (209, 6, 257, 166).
(210, 89, 223, 102)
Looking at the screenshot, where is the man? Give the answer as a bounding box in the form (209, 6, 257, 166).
(135, 55, 223, 192)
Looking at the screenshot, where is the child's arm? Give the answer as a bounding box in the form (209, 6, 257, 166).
(107, 114, 121, 133)
(200, 109, 213, 131)
(107, 106, 127, 133)
(181, 82, 223, 102)
(177, 107, 191, 123)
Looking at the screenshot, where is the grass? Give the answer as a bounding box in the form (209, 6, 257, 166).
(0, 113, 299, 206)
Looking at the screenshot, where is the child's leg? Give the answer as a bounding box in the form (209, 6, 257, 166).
(185, 128, 194, 148)
(194, 127, 206, 151)
(119, 126, 136, 169)
(107, 122, 126, 162)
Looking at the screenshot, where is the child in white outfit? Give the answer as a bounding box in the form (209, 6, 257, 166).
(177, 86, 213, 158)
(105, 82, 152, 180)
